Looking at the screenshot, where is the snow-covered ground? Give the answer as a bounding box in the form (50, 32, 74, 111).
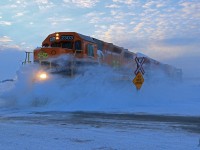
(0, 65, 200, 150)
(0, 119, 199, 150)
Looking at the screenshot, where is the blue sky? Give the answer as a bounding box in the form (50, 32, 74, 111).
(0, 0, 200, 78)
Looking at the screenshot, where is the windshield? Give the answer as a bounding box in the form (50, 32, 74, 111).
(62, 42, 73, 49)
(51, 43, 61, 47)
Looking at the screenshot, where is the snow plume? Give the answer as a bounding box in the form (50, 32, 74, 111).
(0, 60, 200, 115)
(0, 63, 129, 109)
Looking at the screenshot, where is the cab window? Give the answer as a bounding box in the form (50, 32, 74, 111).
(62, 42, 73, 49)
(42, 43, 49, 47)
(75, 40, 82, 53)
(75, 40, 81, 50)
(51, 43, 61, 47)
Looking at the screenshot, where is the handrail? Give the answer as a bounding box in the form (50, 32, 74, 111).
(22, 51, 33, 65)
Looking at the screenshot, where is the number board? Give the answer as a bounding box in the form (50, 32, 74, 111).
(61, 35, 74, 40)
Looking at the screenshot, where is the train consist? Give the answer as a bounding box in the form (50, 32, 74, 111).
(32, 32, 182, 80)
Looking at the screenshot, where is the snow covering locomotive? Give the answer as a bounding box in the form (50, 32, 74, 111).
(29, 32, 182, 81)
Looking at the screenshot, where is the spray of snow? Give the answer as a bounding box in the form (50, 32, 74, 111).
(0, 60, 200, 115)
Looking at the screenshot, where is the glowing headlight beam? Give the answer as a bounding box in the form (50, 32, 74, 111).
(39, 73, 47, 79)
(36, 72, 49, 81)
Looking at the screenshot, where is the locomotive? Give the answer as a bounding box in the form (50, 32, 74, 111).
(24, 32, 182, 81)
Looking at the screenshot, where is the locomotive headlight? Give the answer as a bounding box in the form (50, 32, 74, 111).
(37, 72, 48, 81)
(56, 33, 59, 40)
(39, 73, 47, 79)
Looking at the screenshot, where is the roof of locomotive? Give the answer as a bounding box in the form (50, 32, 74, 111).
(41, 32, 133, 53)
(42, 32, 96, 44)
(77, 33, 96, 43)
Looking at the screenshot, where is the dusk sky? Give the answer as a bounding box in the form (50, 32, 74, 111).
(0, 0, 200, 78)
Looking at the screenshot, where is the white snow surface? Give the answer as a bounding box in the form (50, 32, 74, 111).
(0, 122, 199, 150)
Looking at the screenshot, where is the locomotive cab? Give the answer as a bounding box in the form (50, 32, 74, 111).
(33, 32, 98, 76)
